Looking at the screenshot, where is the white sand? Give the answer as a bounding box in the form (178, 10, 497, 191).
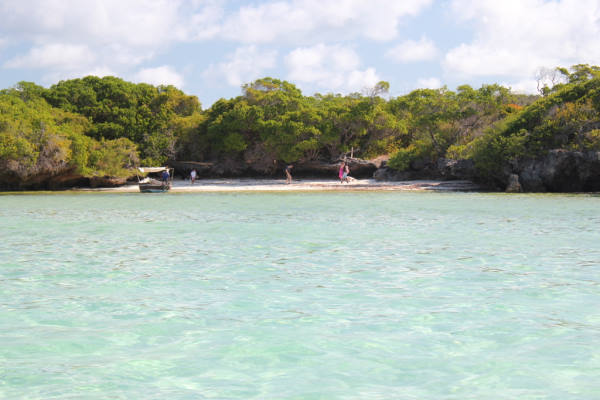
(84, 178, 483, 192)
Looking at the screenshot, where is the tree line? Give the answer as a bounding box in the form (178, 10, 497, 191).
(1, 65, 599, 185)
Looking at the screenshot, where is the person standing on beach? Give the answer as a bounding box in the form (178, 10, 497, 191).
(343, 163, 350, 183)
(285, 164, 293, 184)
(190, 169, 197, 185)
(339, 162, 345, 183)
(161, 168, 170, 186)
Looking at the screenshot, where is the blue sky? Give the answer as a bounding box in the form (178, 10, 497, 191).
(1, 0, 599, 108)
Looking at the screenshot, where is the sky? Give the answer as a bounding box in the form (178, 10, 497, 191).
(1, 0, 599, 108)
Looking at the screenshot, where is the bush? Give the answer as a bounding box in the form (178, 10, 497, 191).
(388, 146, 416, 171)
(445, 143, 469, 160)
(581, 129, 600, 151)
(88, 138, 138, 177)
(388, 140, 434, 171)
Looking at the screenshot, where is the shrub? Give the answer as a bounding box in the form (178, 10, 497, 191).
(388, 146, 416, 171)
(388, 140, 433, 171)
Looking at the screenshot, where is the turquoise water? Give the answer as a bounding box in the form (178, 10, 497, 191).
(1, 192, 599, 399)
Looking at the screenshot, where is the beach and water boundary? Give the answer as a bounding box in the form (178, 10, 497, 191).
(77, 178, 484, 193)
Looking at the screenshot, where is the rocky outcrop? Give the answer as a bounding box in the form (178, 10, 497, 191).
(168, 161, 219, 178)
(0, 167, 87, 191)
(1, 157, 380, 190)
(171, 158, 378, 179)
(89, 176, 128, 188)
(437, 158, 476, 180)
(0, 164, 135, 191)
(373, 150, 600, 192)
(290, 158, 376, 178)
(373, 168, 430, 181)
(7, 150, 597, 192)
(508, 150, 600, 192)
(505, 174, 522, 193)
(374, 158, 476, 182)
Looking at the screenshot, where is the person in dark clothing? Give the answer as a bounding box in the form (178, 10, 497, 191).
(161, 168, 170, 185)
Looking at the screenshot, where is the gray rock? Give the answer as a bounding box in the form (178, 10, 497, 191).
(289, 158, 378, 178)
(505, 174, 522, 192)
(437, 158, 476, 180)
(89, 176, 127, 188)
(373, 167, 408, 181)
(510, 150, 600, 192)
(374, 158, 476, 182)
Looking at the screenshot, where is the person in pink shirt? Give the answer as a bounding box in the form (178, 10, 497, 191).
(339, 161, 345, 183)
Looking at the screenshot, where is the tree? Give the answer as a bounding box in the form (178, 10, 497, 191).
(535, 67, 566, 95)
(0, 87, 138, 181)
(43, 76, 202, 165)
(365, 81, 390, 99)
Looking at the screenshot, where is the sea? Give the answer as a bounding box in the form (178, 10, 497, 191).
(1, 192, 599, 399)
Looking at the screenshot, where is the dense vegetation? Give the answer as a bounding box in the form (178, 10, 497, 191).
(1, 64, 599, 187)
(467, 65, 600, 183)
(0, 77, 201, 182)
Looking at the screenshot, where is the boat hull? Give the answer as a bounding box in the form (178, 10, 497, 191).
(139, 183, 171, 193)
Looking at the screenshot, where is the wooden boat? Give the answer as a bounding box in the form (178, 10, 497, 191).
(137, 167, 173, 193)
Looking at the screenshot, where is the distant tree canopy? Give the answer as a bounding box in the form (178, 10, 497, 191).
(468, 69, 600, 182)
(42, 76, 202, 165)
(1, 65, 599, 183)
(0, 82, 138, 179)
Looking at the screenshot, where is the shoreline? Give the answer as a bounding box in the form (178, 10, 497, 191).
(77, 178, 484, 193)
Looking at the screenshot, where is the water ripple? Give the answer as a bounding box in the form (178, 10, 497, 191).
(1, 192, 599, 399)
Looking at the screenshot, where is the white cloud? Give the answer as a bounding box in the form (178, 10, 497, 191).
(0, 0, 208, 47)
(417, 77, 442, 89)
(286, 44, 358, 85)
(80, 66, 117, 79)
(40, 66, 117, 87)
(445, 0, 600, 79)
(285, 44, 379, 92)
(0, 0, 432, 69)
(221, 0, 433, 43)
(203, 46, 277, 87)
(501, 78, 538, 94)
(184, 1, 223, 40)
(5, 43, 96, 69)
(134, 65, 184, 88)
(0, 0, 432, 98)
(385, 36, 438, 63)
(0, 0, 220, 83)
(348, 68, 380, 91)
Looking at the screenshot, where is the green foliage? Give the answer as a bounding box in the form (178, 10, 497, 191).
(388, 146, 416, 171)
(44, 76, 201, 164)
(2, 64, 600, 187)
(445, 142, 472, 160)
(469, 128, 528, 178)
(0, 132, 38, 170)
(199, 79, 326, 164)
(87, 138, 138, 177)
(0, 84, 139, 180)
(388, 140, 434, 171)
(581, 129, 600, 150)
(222, 132, 248, 153)
(467, 71, 600, 180)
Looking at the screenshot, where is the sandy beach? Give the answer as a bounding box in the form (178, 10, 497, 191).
(84, 178, 483, 192)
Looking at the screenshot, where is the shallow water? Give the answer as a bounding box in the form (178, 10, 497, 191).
(1, 192, 599, 399)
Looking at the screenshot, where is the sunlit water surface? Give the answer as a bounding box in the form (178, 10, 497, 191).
(1, 192, 599, 399)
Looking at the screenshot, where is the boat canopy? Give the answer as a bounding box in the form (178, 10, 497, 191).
(138, 167, 168, 173)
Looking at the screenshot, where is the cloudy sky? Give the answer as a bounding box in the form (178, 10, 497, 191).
(1, 0, 599, 107)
